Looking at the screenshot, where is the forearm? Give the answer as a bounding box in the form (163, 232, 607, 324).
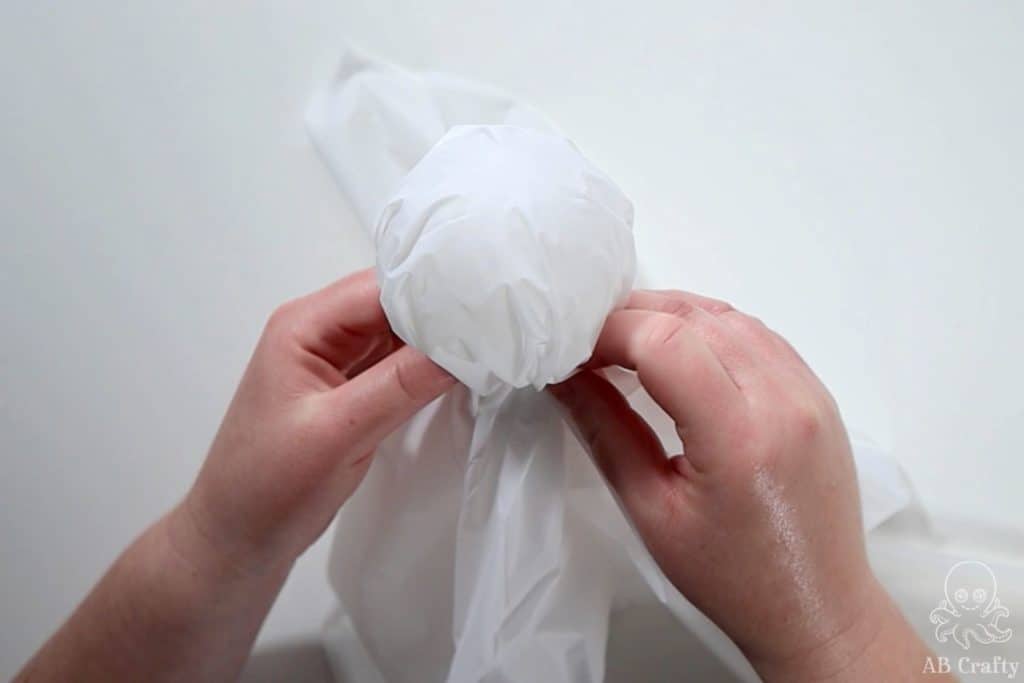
(16, 504, 290, 682)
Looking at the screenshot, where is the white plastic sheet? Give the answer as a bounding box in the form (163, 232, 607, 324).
(375, 125, 636, 396)
(306, 47, 914, 683)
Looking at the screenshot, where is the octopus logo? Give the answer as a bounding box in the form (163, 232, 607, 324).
(930, 560, 1013, 650)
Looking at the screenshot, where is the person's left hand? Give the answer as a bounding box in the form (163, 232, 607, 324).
(181, 268, 455, 575)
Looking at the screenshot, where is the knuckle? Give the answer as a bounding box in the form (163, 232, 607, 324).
(266, 298, 303, 336)
(725, 310, 765, 333)
(703, 298, 735, 315)
(821, 388, 841, 416)
(655, 296, 696, 318)
(789, 399, 826, 442)
(656, 290, 734, 316)
(723, 311, 779, 352)
(643, 316, 689, 351)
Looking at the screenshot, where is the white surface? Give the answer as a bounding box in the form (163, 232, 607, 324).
(1, 2, 1022, 679)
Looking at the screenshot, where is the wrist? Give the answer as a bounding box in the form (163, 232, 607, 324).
(751, 578, 935, 682)
(106, 502, 293, 654)
(748, 575, 888, 682)
(111, 507, 292, 678)
(163, 497, 293, 591)
(178, 476, 301, 578)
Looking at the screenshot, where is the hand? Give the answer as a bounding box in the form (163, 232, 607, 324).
(551, 290, 940, 682)
(184, 267, 455, 574)
(17, 269, 455, 683)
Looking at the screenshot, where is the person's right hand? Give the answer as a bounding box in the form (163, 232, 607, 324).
(551, 290, 941, 682)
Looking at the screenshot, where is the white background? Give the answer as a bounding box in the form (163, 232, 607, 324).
(2, 1, 1022, 678)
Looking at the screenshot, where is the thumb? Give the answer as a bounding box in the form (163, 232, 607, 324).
(321, 345, 456, 458)
(550, 370, 674, 528)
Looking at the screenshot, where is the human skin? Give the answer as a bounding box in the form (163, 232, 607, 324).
(551, 289, 949, 682)
(16, 274, 945, 681)
(15, 269, 455, 682)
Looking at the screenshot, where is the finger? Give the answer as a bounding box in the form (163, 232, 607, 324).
(550, 371, 676, 525)
(633, 288, 801, 372)
(628, 289, 734, 315)
(284, 269, 394, 375)
(637, 290, 819, 395)
(319, 345, 456, 457)
(589, 309, 747, 468)
(347, 332, 403, 378)
(623, 290, 763, 384)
